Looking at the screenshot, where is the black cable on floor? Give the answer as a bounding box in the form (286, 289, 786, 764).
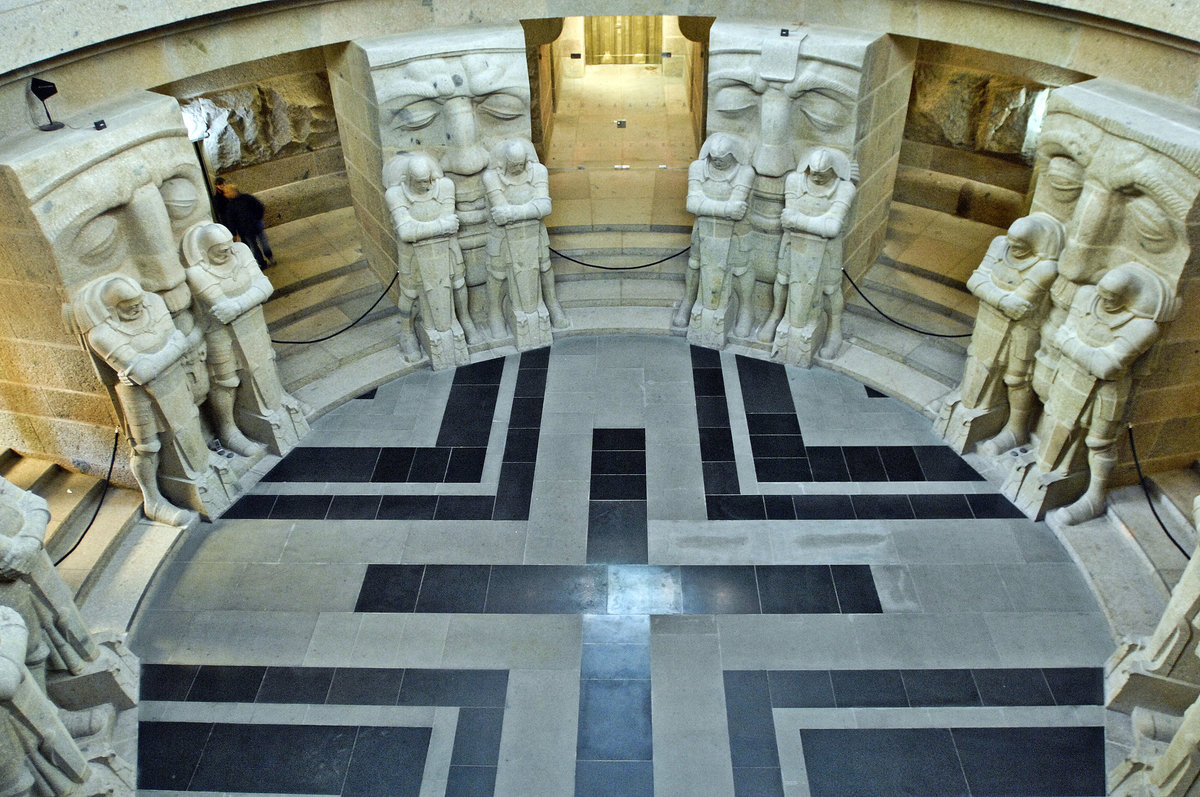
(1127, 424, 1191, 561)
(549, 246, 690, 271)
(841, 268, 973, 339)
(54, 428, 119, 567)
(271, 272, 400, 345)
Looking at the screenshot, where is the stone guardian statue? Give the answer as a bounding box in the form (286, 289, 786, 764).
(481, 138, 568, 350)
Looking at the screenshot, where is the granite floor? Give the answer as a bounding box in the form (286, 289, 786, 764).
(130, 334, 1114, 797)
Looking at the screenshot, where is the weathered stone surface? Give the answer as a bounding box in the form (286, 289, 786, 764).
(184, 71, 339, 172)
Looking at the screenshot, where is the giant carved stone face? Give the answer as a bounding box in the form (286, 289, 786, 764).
(1032, 81, 1200, 286)
(707, 23, 869, 178)
(367, 26, 531, 178)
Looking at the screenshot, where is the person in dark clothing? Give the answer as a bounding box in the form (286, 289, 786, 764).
(213, 178, 274, 267)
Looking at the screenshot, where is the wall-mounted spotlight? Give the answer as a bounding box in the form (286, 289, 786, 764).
(30, 78, 64, 131)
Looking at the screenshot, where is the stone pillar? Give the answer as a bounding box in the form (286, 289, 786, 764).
(973, 79, 1200, 520)
(701, 21, 914, 356)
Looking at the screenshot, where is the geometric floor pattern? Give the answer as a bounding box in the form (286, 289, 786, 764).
(131, 334, 1113, 796)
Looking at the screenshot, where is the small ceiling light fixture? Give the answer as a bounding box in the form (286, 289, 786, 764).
(30, 78, 64, 131)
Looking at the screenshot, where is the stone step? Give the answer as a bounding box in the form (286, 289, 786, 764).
(35, 466, 108, 563)
(264, 261, 382, 330)
(0, 452, 57, 491)
(1105, 468, 1199, 595)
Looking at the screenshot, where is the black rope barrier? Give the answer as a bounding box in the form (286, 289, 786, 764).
(54, 428, 119, 567)
(1127, 424, 1191, 561)
(841, 268, 973, 339)
(549, 246, 690, 271)
(271, 272, 400, 345)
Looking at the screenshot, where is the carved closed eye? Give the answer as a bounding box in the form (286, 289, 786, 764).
(160, 176, 198, 221)
(475, 93, 525, 121)
(712, 85, 758, 115)
(795, 89, 853, 133)
(1045, 156, 1084, 203)
(1128, 197, 1176, 253)
(72, 214, 121, 264)
(393, 99, 442, 131)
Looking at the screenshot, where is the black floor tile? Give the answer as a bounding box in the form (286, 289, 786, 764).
(269, 493, 332, 520)
(256, 666, 335, 704)
(514, 366, 548, 397)
(757, 565, 839, 613)
(503, 428, 540, 462)
(485, 565, 608, 614)
(706, 494, 766, 520)
(434, 495, 495, 520)
(703, 461, 741, 495)
(342, 726, 431, 797)
(831, 565, 883, 613)
(968, 492, 1028, 518)
(736, 355, 795, 413)
(439, 385, 499, 446)
(878, 445, 925, 481)
(681, 566, 760, 614)
(407, 446, 452, 482)
(733, 766, 785, 797)
(137, 721, 212, 790)
(186, 665, 266, 702)
(326, 667, 405, 705)
(576, 679, 653, 760)
(353, 387, 378, 400)
(140, 663, 199, 701)
(520, 346, 550, 369)
(953, 725, 1105, 796)
(973, 668, 1056, 706)
(189, 723, 358, 793)
(446, 765, 499, 797)
(415, 564, 491, 613)
(508, 396, 544, 429)
(749, 434, 805, 458)
(582, 642, 652, 679)
(592, 449, 647, 474)
(399, 669, 509, 707)
(592, 428, 646, 450)
(831, 669, 909, 707)
(493, 461, 535, 520)
(1043, 667, 1104, 705)
(910, 493, 975, 519)
(590, 473, 647, 500)
(842, 446, 888, 481)
(806, 446, 850, 482)
(444, 447, 487, 482)
(754, 457, 813, 482)
(453, 356, 506, 384)
(792, 494, 855, 519)
(327, 494, 383, 520)
(355, 564, 425, 612)
(690, 345, 722, 368)
(263, 446, 379, 483)
(377, 494, 438, 520)
(723, 670, 779, 768)
(370, 447, 415, 482)
(763, 494, 795, 520)
(699, 426, 736, 462)
(222, 493, 277, 519)
(576, 761, 654, 797)
(691, 367, 727, 397)
(864, 385, 888, 398)
(851, 493, 915, 520)
(801, 728, 969, 797)
(914, 445, 986, 481)
(745, 412, 802, 436)
(767, 670, 835, 708)
(901, 669, 982, 707)
(587, 500, 648, 565)
(695, 395, 731, 427)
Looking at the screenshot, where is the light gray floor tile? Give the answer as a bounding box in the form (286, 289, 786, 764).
(997, 562, 1102, 612)
(907, 563, 1013, 613)
(717, 615, 864, 670)
(984, 612, 1115, 667)
(495, 669, 579, 797)
(870, 564, 923, 612)
(852, 613, 1002, 669)
(441, 614, 582, 669)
